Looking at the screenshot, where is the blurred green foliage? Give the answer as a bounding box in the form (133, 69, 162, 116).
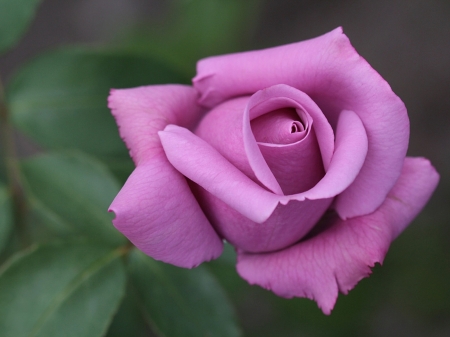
(0, 0, 42, 54)
(0, 242, 126, 337)
(21, 152, 126, 245)
(121, 0, 262, 76)
(0, 184, 12, 252)
(128, 249, 242, 337)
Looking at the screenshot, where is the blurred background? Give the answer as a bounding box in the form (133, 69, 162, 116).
(1, 0, 449, 336)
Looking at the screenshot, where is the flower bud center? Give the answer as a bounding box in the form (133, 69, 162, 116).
(291, 121, 304, 133)
(251, 107, 308, 145)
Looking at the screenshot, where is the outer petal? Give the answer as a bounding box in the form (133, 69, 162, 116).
(194, 27, 409, 219)
(237, 157, 439, 314)
(108, 85, 223, 268)
(109, 85, 204, 165)
(110, 159, 222, 268)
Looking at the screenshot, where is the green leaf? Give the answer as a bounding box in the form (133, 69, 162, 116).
(7, 48, 188, 170)
(0, 0, 42, 54)
(0, 242, 127, 337)
(205, 243, 246, 293)
(0, 184, 13, 252)
(21, 152, 126, 246)
(105, 285, 152, 337)
(129, 249, 242, 337)
(28, 197, 76, 237)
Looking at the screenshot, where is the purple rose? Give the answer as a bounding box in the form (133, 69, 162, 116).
(108, 28, 438, 314)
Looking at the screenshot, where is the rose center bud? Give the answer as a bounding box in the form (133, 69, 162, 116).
(290, 121, 304, 133)
(250, 106, 325, 195)
(251, 107, 308, 144)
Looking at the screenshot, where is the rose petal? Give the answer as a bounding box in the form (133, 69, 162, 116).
(195, 96, 258, 183)
(194, 27, 409, 219)
(158, 125, 280, 223)
(258, 127, 324, 195)
(109, 85, 204, 164)
(286, 109, 368, 202)
(108, 85, 223, 267)
(243, 85, 334, 195)
(237, 157, 439, 314)
(110, 158, 222, 268)
(251, 107, 309, 144)
(194, 184, 332, 252)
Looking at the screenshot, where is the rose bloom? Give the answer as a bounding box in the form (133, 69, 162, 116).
(108, 28, 438, 314)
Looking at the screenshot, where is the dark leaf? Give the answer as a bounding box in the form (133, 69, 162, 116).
(129, 249, 242, 337)
(21, 152, 125, 246)
(0, 242, 127, 337)
(0, 0, 42, 53)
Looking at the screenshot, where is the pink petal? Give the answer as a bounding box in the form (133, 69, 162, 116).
(194, 27, 409, 219)
(194, 96, 258, 183)
(252, 104, 324, 194)
(110, 158, 222, 268)
(251, 107, 309, 144)
(109, 85, 207, 164)
(243, 85, 334, 195)
(258, 127, 324, 195)
(237, 157, 439, 314)
(287, 109, 368, 202)
(108, 85, 223, 268)
(158, 125, 280, 223)
(194, 184, 332, 252)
